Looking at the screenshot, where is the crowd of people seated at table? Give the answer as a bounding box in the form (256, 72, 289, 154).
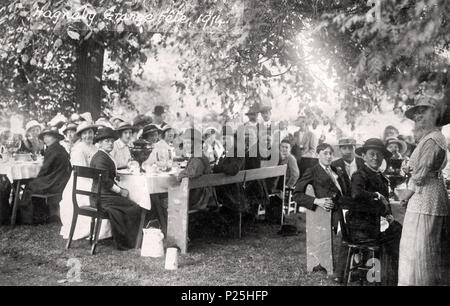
(1, 100, 448, 286)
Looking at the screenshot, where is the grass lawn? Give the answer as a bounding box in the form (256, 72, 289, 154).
(0, 213, 337, 286)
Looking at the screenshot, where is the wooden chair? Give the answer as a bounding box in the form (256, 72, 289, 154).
(283, 187, 297, 218)
(337, 205, 384, 286)
(66, 166, 109, 255)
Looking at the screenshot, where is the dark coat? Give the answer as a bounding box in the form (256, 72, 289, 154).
(348, 164, 392, 240)
(89, 149, 141, 250)
(178, 155, 215, 210)
(28, 142, 71, 194)
(293, 163, 351, 232)
(90, 150, 118, 196)
(214, 154, 246, 212)
(331, 157, 364, 196)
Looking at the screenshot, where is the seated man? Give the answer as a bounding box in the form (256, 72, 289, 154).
(18, 128, 71, 224)
(351, 138, 402, 285)
(177, 128, 215, 210)
(90, 127, 141, 250)
(293, 143, 350, 280)
(278, 139, 299, 190)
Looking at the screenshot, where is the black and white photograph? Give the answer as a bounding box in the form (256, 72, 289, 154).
(0, 0, 450, 291)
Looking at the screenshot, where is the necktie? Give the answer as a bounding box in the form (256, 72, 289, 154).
(345, 163, 351, 178)
(326, 167, 342, 195)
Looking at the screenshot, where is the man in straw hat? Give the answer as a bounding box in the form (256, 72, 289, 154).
(331, 138, 364, 194)
(111, 122, 136, 169)
(18, 127, 71, 224)
(89, 127, 141, 250)
(350, 138, 402, 285)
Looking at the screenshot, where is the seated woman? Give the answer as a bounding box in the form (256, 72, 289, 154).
(20, 120, 44, 155)
(203, 127, 224, 166)
(60, 123, 78, 154)
(111, 122, 135, 169)
(213, 132, 246, 229)
(293, 143, 350, 280)
(351, 138, 402, 285)
(143, 126, 176, 167)
(90, 127, 141, 250)
(18, 127, 71, 224)
(0, 128, 11, 225)
(177, 128, 215, 210)
(60, 121, 112, 241)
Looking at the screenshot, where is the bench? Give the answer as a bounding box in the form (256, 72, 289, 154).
(166, 165, 287, 253)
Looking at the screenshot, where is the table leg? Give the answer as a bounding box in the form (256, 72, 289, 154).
(135, 208, 147, 249)
(10, 180, 21, 226)
(167, 179, 189, 254)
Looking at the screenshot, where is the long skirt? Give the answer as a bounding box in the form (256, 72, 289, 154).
(59, 172, 112, 240)
(100, 194, 142, 250)
(398, 212, 450, 286)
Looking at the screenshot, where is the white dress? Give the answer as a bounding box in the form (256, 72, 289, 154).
(59, 142, 112, 240)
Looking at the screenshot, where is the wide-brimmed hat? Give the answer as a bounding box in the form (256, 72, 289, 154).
(160, 125, 175, 134)
(94, 127, 118, 144)
(38, 127, 64, 141)
(153, 105, 166, 116)
(142, 124, 161, 137)
(48, 114, 68, 128)
(385, 137, 407, 155)
(404, 93, 443, 121)
(61, 123, 78, 135)
(75, 121, 98, 136)
(133, 114, 152, 127)
(355, 138, 392, 159)
(109, 115, 125, 124)
(245, 104, 260, 115)
(95, 118, 113, 129)
(338, 138, 357, 147)
(25, 120, 42, 132)
(79, 112, 92, 123)
(115, 122, 137, 133)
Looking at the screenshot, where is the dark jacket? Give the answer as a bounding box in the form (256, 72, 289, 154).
(348, 164, 392, 240)
(90, 150, 118, 196)
(331, 157, 364, 196)
(293, 163, 351, 232)
(213, 154, 246, 212)
(28, 142, 71, 194)
(179, 155, 215, 210)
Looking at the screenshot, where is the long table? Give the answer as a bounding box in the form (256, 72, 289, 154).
(117, 170, 181, 248)
(0, 161, 42, 225)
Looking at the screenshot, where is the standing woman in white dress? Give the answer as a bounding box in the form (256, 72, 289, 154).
(60, 121, 112, 240)
(399, 95, 450, 285)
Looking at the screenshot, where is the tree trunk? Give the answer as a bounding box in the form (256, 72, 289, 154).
(75, 39, 104, 120)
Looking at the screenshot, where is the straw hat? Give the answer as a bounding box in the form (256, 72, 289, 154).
(115, 122, 137, 133)
(385, 137, 407, 155)
(25, 120, 42, 132)
(75, 121, 98, 136)
(405, 92, 444, 121)
(338, 138, 357, 147)
(142, 124, 161, 137)
(61, 123, 78, 135)
(38, 127, 64, 141)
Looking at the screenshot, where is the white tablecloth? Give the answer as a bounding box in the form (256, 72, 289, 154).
(118, 172, 180, 210)
(0, 161, 42, 182)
